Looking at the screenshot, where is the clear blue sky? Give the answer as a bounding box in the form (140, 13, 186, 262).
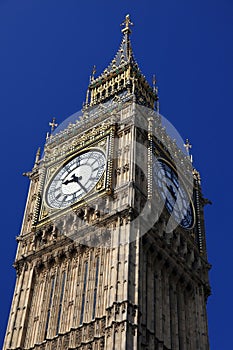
(1, 1, 232, 348)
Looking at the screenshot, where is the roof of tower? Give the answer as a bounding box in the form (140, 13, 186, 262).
(104, 15, 138, 72)
(85, 15, 158, 110)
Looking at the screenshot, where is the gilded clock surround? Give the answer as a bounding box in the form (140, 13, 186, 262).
(45, 149, 107, 209)
(38, 125, 115, 226)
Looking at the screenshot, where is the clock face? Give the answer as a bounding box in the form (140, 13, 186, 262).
(153, 159, 194, 229)
(46, 150, 106, 209)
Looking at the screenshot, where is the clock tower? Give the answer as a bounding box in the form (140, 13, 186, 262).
(4, 15, 211, 350)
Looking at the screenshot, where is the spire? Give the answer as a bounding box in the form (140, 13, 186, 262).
(103, 14, 136, 74)
(120, 14, 133, 61)
(85, 15, 158, 109)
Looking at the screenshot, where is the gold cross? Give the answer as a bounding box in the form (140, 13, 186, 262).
(49, 117, 58, 132)
(184, 138, 192, 153)
(121, 14, 133, 33)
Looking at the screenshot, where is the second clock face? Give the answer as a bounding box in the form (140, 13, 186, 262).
(46, 150, 106, 209)
(153, 159, 194, 229)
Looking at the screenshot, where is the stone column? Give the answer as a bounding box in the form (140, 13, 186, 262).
(177, 283, 187, 350)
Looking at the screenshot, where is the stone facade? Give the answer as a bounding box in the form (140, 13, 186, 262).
(3, 16, 210, 350)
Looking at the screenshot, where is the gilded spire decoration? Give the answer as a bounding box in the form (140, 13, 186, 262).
(184, 138, 192, 153)
(86, 15, 158, 109)
(91, 65, 96, 82)
(121, 14, 133, 35)
(120, 14, 133, 59)
(153, 74, 160, 112)
(49, 117, 58, 132)
(152, 74, 156, 93)
(46, 117, 58, 140)
(85, 65, 97, 107)
(184, 138, 193, 162)
(34, 147, 41, 167)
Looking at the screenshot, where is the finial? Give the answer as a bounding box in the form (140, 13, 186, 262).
(49, 117, 58, 133)
(153, 75, 159, 112)
(152, 74, 156, 93)
(184, 138, 193, 162)
(34, 147, 41, 167)
(121, 14, 133, 35)
(193, 168, 201, 184)
(91, 65, 96, 82)
(184, 138, 192, 153)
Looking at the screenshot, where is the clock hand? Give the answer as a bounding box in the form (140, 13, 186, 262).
(74, 176, 88, 193)
(166, 184, 177, 200)
(163, 182, 183, 212)
(62, 174, 82, 185)
(62, 174, 87, 193)
(63, 179, 71, 185)
(71, 174, 82, 183)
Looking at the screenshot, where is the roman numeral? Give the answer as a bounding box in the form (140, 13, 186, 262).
(55, 193, 62, 200)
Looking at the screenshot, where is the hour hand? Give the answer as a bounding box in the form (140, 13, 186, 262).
(71, 174, 82, 183)
(63, 179, 71, 185)
(63, 174, 82, 185)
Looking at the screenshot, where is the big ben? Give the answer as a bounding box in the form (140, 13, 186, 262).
(3, 15, 211, 350)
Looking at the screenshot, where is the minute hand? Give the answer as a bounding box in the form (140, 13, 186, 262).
(69, 174, 88, 193)
(166, 184, 177, 200)
(75, 177, 88, 193)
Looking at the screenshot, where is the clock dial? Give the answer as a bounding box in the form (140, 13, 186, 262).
(46, 150, 106, 209)
(153, 159, 194, 229)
